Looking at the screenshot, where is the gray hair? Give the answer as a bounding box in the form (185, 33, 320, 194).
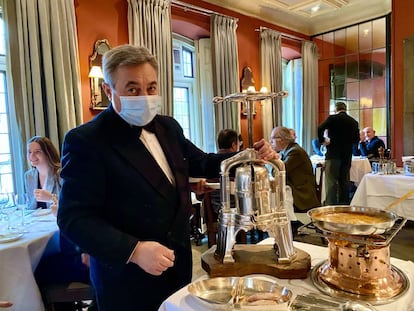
(274, 126, 295, 143)
(102, 45, 158, 88)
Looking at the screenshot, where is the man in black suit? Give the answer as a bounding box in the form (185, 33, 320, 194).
(318, 102, 359, 205)
(57, 45, 277, 311)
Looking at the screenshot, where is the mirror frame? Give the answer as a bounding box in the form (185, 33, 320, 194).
(89, 39, 111, 110)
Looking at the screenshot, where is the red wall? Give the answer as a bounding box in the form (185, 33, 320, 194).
(75, 0, 129, 122)
(392, 1, 414, 163)
(73, 0, 413, 164)
(74, 0, 306, 143)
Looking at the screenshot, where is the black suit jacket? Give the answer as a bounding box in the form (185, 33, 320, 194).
(318, 111, 359, 160)
(58, 106, 227, 310)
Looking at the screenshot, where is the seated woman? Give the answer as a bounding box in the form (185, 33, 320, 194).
(26, 136, 92, 310)
(25, 136, 61, 209)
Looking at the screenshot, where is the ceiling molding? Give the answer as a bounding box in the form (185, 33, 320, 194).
(200, 0, 391, 35)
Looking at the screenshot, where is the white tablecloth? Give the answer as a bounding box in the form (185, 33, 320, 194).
(159, 239, 414, 311)
(310, 155, 372, 204)
(310, 155, 372, 186)
(351, 173, 414, 220)
(0, 212, 59, 311)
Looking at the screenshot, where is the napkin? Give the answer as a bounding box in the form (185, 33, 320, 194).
(402, 156, 414, 162)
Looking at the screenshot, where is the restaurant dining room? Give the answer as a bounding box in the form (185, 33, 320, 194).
(1, 0, 414, 310)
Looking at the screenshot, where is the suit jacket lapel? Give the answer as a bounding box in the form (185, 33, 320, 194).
(106, 110, 175, 200)
(152, 118, 188, 192)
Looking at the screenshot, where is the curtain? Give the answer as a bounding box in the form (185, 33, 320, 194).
(4, 0, 82, 171)
(283, 59, 303, 146)
(301, 41, 319, 154)
(128, 0, 173, 116)
(210, 14, 240, 135)
(260, 28, 282, 142)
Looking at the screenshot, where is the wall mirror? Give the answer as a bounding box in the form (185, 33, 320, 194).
(89, 39, 111, 110)
(403, 34, 414, 155)
(314, 15, 390, 147)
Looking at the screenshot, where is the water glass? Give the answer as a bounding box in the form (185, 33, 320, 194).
(14, 193, 29, 227)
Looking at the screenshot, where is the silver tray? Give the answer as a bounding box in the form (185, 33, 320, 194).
(307, 205, 398, 235)
(187, 276, 291, 310)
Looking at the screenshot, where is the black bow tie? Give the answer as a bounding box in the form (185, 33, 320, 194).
(131, 121, 156, 136)
(142, 121, 156, 133)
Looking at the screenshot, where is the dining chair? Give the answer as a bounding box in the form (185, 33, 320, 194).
(314, 163, 325, 205)
(41, 281, 95, 311)
(190, 199, 204, 246)
(200, 189, 248, 248)
(200, 191, 219, 248)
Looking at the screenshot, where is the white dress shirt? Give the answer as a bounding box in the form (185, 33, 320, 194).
(139, 129, 175, 185)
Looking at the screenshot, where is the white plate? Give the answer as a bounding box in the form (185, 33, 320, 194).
(32, 208, 52, 217)
(0, 232, 24, 243)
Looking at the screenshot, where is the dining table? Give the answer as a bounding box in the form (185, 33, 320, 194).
(350, 172, 414, 220)
(310, 155, 372, 204)
(0, 209, 59, 311)
(310, 155, 372, 186)
(159, 239, 414, 311)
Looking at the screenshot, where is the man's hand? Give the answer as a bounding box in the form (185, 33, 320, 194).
(129, 241, 175, 276)
(253, 138, 279, 161)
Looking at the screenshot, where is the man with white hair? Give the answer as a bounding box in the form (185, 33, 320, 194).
(359, 127, 385, 159)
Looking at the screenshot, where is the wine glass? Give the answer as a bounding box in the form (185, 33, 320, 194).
(0, 193, 17, 231)
(0, 193, 9, 223)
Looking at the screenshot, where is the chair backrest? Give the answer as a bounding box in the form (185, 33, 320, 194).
(41, 281, 94, 311)
(201, 185, 247, 248)
(201, 191, 218, 248)
(314, 163, 325, 204)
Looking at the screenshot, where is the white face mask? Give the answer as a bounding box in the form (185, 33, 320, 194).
(118, 95, 162, 126)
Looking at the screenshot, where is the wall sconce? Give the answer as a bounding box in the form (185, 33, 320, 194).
(240, 66, 256, 115)
(89, 65, 104, 108)
(240, 67, 273, 115)
(89, 39, 111, 110)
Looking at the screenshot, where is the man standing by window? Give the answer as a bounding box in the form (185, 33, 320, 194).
(318, 102, 359, 205)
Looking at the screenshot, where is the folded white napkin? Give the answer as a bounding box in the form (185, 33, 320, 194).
(402, 155, 414, 162)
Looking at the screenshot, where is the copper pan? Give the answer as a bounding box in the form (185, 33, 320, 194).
(307, 205, 399, 235)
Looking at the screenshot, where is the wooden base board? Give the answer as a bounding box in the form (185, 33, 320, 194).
(201, 244, 311, 279)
